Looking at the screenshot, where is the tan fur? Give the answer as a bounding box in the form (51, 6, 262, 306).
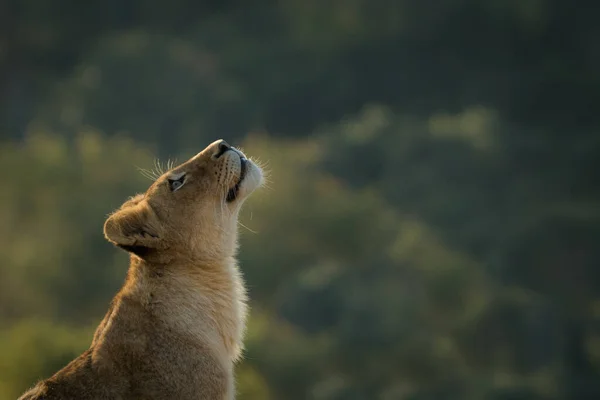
(19, 140, 264, 400)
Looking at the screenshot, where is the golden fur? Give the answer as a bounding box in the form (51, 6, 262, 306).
(19, 139, 264, 400)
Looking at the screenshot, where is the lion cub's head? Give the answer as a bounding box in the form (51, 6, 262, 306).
(104, 139, 263, 262)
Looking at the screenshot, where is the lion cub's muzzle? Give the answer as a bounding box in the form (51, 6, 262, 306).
(208, 140, 249, 202)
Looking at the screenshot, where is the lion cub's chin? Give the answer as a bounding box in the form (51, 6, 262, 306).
(234, 161, 264, 203)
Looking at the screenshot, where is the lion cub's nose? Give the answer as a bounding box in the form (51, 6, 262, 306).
(212, 139, 231, 159)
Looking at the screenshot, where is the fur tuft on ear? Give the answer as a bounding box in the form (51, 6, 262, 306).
(103, 201, 165, 258)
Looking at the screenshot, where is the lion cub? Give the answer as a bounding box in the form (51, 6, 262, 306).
(19, 139, 263, 400)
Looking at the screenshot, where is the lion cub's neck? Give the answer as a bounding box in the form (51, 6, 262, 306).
(122, 255, 248, 365)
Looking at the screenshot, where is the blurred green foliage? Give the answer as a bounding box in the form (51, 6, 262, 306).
(1, 1, 599, 399)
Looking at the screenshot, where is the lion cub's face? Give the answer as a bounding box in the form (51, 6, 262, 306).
(104, 139, 263, 262)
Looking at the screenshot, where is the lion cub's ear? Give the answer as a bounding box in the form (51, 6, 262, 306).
(103, 201, 166, 258)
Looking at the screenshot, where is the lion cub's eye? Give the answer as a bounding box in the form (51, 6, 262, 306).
(167, 174, 186, 192)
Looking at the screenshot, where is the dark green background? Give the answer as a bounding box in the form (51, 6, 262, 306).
(1, 1, 599, 399)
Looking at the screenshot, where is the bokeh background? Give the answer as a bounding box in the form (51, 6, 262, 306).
(1, 1, 600, 399)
